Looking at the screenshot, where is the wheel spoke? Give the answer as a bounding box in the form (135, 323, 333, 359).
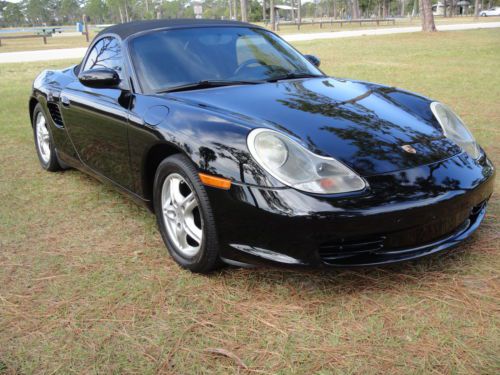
(182, 193, 196, 213)
(175, 223, 188, 248)
(169, 178, 183, 206)
(183, 217, 202, 244)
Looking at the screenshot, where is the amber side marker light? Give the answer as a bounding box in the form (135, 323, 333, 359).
(199, 173, 232, 190)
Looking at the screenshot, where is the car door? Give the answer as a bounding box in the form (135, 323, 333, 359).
(60, 36, 132, 190)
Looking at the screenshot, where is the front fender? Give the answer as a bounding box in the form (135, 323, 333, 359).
(129, 94, 284, 196)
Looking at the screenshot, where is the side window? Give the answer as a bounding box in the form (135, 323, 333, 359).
(82, 37, 124, 79)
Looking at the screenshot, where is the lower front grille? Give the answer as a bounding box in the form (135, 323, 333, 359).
(319, 236, 386, 262)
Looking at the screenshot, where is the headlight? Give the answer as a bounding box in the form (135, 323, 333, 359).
(247, 128, 366, 194)
(431, 102, 481, 159)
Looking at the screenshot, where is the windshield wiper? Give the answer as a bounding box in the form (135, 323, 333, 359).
(266, 72, 324, 83)
(158, 80, 261, 93)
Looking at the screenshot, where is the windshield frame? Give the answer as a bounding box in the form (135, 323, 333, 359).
(126, 25, 325, 94)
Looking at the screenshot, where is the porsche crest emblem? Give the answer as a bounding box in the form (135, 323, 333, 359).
(401, 144, 417, 154)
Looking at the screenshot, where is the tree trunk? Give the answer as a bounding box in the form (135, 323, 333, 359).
(270, 0, 275, 30)
(420, 0, 436, 31)
(118, 6, 124, 23)
(333, 0, 337, 19)
(298, 0, 302, 24)
(474, 0, 480, 17)
(262, 0, 266, 21)
(352, 0, 360, 19)
(240, 0, 248, 22)
(233, 0, 238, 20)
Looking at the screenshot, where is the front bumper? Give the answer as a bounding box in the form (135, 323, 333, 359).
(206, 152, 495, 268)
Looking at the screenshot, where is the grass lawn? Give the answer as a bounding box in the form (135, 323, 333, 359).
(0, 29, 499, 374)
(1, 16, 499, 52)
(0, 33, 95, 53)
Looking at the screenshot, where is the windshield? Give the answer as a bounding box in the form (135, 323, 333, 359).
(129, 27, 323, 93)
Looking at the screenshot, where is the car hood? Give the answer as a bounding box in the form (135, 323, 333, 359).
(168, 77, 461, 176)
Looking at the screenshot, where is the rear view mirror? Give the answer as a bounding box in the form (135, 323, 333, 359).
(304, 55, 321, 68)
(79, 68, 120, 88)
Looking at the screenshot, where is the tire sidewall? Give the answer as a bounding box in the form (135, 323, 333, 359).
(153, 155, 219, 272)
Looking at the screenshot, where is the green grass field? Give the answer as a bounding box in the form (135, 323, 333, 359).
(0, 30, 499, 374)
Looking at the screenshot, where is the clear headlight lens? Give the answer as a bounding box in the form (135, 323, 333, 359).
(431, 102, 481, 159)
(247, 129, 366, 194)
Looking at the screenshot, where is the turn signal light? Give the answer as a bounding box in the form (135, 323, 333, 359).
(199, 173, 232, 190)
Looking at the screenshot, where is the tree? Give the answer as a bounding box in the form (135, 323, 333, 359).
(240, 0, 248, 21)
(297, 0, 301, 25)
(59, 0, 81, 23)
(26, 0, 51, 25)
(474, 0, 480, 18)
(352, 0, 360, 18)
(85, 0, 108, 23)
(270, 0, 274, 29)
(2, 2, 25, 26)
(420, 0, 436, 31)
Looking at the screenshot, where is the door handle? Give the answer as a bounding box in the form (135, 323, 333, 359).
(60, 95, 70, 107)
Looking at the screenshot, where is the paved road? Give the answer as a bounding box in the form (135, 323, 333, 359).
(0, 47, 87, 63)
(1, 22, 499, 63)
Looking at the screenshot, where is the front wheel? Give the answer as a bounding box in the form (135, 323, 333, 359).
(153, 154, 221, 273)
(33, 104, 61, 171)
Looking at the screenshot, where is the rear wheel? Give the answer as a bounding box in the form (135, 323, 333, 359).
(33, 104, 61, 172)
(153, 154, 221, 273)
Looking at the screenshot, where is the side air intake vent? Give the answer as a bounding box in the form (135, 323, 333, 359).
(47, 102, 64, 127)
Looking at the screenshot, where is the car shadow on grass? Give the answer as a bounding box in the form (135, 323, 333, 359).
(72, 169, 495, 296)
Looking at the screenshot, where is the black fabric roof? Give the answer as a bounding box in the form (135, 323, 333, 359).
(97, 19, 255, 40)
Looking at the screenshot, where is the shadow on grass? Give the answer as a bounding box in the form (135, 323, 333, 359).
(217, 245, 483, 293)
(66, 167, 494, 297)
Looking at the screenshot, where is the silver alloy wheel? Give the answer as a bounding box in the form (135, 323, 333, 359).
(35, 111, 51, 164)
(161, 173, 203, 257)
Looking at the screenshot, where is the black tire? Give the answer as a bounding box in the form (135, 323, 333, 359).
(153, 154, 222, 273)
(32, 103, 61, 172)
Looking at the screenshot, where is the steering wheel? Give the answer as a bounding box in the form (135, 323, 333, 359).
(233, 59, 268, 76)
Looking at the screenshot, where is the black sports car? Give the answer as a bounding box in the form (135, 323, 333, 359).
(30, 19, 495, 273)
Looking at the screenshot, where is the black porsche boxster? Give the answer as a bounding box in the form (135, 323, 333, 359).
(30, 19, 495, 273)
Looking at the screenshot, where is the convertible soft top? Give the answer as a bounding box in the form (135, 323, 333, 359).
(97, 19, 254, 40)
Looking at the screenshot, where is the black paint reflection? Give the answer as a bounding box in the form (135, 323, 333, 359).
(276, 80, 460, 175)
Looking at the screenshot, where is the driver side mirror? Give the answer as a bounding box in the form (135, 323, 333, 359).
(79, 68, 120, 89)
(305, 55, 321, 68)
